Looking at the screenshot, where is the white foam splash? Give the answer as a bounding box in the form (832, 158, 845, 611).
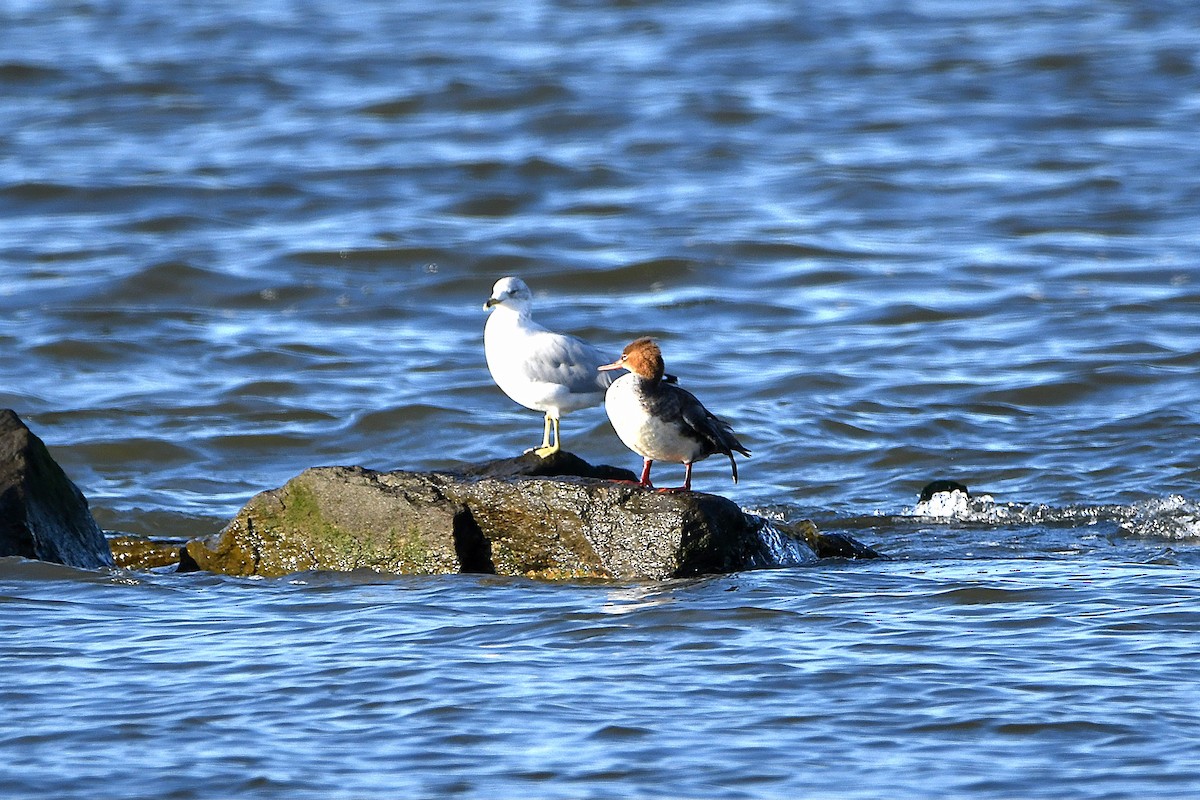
(912, 489, 977, 519)
(909, 491, 1200, 539)
(1120, 495, 1200, 540)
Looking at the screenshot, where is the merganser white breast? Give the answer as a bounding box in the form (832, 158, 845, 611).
(599, 337, 750, 491)
(484, 276, 615, 456)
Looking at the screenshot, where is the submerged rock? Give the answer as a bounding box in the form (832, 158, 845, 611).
(770, 518, 882, 561)
(182, 453, 879, 580)
(108, 534, 190, 570)
(0, 409, 114, 569)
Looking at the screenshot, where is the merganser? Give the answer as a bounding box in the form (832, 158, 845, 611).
(484, 276, 615, 456)
(599, 337, 750, 491)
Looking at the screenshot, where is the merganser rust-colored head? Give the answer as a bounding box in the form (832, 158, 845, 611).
(598, 337, 665, 382)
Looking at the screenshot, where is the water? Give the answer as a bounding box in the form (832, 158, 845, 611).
(2, 0, 1200, 797)
(4, 564, 1199, 799)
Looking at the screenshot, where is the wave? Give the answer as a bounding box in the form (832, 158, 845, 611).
(910, 486, 1200, 540)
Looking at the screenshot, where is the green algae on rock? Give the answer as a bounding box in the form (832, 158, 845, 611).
(181, 466, 464, 577)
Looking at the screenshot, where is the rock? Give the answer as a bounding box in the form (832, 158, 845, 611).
(108, 534, 189, 570)
(182, 453, 872, 580)
(0, 409, 115, 569)
(180, 453, 882, 579)
(772, 519, 883, 560)
(457, 449, 637, 481)
(919, 479, 970, 501)
(181, 465, 469, 577)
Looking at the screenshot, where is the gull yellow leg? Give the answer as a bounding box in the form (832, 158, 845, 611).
(534, 415, 561, 458)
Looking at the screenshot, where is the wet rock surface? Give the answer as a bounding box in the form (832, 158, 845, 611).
(0, 409, 114, 569)
(182, 452, 878, 579)
(455, 449, 638, 482)
(775, 519, 883, 561)
(108, 534, 191, 571)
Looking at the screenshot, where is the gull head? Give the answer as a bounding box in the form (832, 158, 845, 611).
(484, 276, 534, 315)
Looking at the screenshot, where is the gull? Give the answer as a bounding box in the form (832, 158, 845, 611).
(483, 276, 615, 456)
(599, 337, 750, 491)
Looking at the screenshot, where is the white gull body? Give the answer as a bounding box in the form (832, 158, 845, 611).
(484, 276, 614, 455)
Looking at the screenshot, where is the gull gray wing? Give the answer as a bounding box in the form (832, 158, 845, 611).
(521, 330, 614, 393)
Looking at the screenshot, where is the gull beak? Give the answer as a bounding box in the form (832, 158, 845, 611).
(483, 297, 499, 310)
(597, 358, 625, 372)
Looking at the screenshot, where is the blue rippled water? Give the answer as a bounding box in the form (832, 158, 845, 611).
(5, 563, 1200, 799)
(2, 1, 1200, 797)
